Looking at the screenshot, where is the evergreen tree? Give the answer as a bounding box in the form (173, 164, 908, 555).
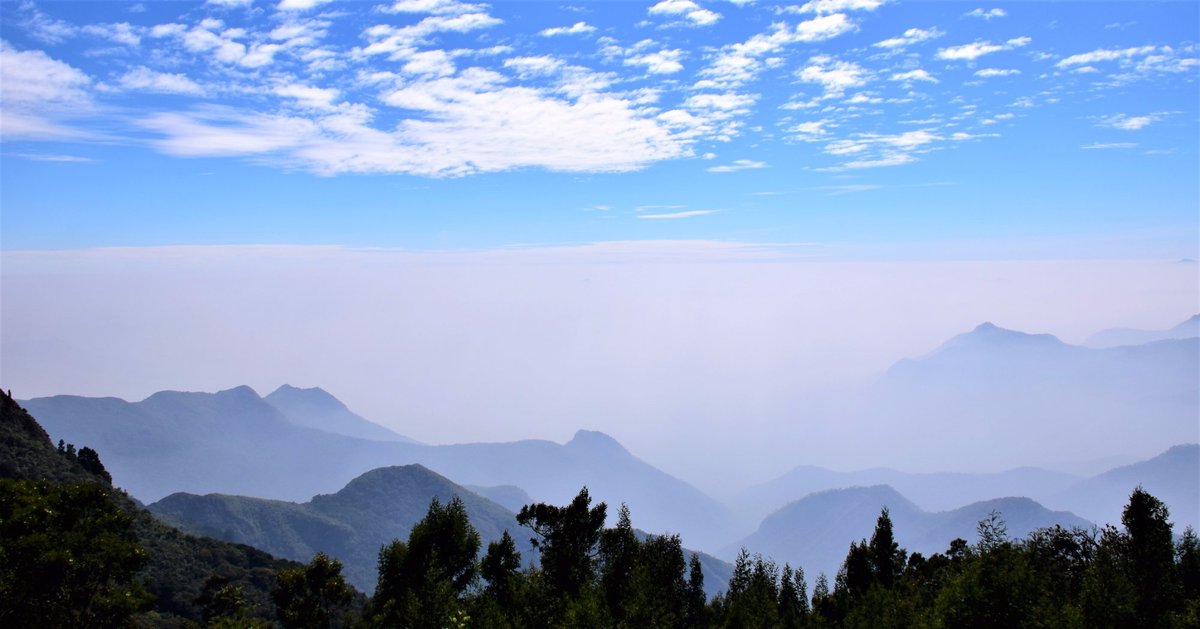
(517, 487, 606, 598)
(272, 552, 355, 629)
(626, 534, 688, 627)
(867, 507, 905, 588)
(1122, 486, 1177, 627)
(599, 503, 639, 620)
(778, 563, 807, 628)
(371, 496, 481, 628)
(481, 530, 523, 606)
(685, 553, 707, 627)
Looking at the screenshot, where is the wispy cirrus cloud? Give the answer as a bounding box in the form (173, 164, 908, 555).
(117, 66, 204, 95)
(1081, 142, 1137, 150)
(707, 159, 767, 173)
(0, 41, 94, 140)
(637, 209, 720, 219)
(937, 36, 1030, 61)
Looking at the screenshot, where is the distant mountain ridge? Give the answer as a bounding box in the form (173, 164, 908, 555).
(1085, 314, 1200, 349)
(1056, 443, 1199, 531)
(737, 464, 1080, 530)
(264, 384, 420, 443)
(847, 321, 1198, 473)
(729, 484, 1093, 584)
(22, 387, 739, 551)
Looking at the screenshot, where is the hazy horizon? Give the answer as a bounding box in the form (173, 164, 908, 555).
(2, 1, 1198, 494)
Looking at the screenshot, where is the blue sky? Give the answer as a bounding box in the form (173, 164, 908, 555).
(1, 0, 1197, 257)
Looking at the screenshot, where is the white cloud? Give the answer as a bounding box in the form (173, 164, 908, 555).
(890, 68, 937, 83)
(874, 26, 942, 49)
(637, 209, 720, 219)
(648, 0, 722, 26)
(1081, 142, 1137, 149)
(797, 55, 869, 97)
(17, 3, 78, 43)
(540, 21, 596, 37)
(139, 68, 692, 176)
(0, 40, 98, 140)
(384, 0, 487, 14)
(624, 48, 684, 74)
(1056, 45, 1157, 68)
(937, 36, 1029, 61)
(206, 0, 253, 6)
(817, 129, 943, 171)
(698, 15, 854, 90)
(791, 119, 832, 140)
(964, 8, 1006, 20)
(274, 83, 340, 110)
(975, 68, 1020, 77)
(118, 66, 204, 95)
(1099, 113, 1165, 131)
(827, 152, 915, 170)
(9, 152, 94, 162)
(82, 23, 142, 47)
(358, 13, 502, 58)
(795, 13, 856, 41)
(403, 49, 457, 76)
(707, 159, 766, 172)
(795, 0, 886, 14)
(277, 0, 333, 11)
(503, 55, 563, 76)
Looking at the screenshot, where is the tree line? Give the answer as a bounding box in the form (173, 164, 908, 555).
(3, 472, 1198, 627)
(276, 485, 1199, 628)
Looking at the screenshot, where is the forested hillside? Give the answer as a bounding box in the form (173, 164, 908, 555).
(5, 390, 1198, 627)
(0, 389, 312, 625)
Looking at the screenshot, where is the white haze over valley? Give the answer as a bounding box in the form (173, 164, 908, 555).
(2, 242, 1196, 493)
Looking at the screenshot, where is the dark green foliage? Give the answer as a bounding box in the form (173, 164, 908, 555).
(517, 486, 607, 598)
(1124, 486, 1177, 626)
(778, 564, 808, 628)
(0, 479, 151, 628)
(600, 503, 640, 619)
(624, 533, 688, 627)
(273, 552, 356, 628)
(867, 507, 905, 588)
(481, 530, 523, 605)
(686, 552, 708, 626)
(371, 496, 481, 627)
(0, 390, 304, 625)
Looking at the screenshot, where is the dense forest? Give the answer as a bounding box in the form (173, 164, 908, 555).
(3, 389, 1199, 627)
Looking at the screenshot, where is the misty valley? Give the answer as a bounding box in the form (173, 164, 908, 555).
(2, 317, 1197, 627)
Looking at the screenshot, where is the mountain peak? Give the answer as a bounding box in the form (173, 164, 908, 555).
(266, 385, 347, 411)
(941, 322, 1066, 352)
(566, 430, 629, 456)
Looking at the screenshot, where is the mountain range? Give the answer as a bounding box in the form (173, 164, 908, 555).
(738, 444, 1198, 534)
(21, 387, 740, 550)
(20, 317, 1197, 558)
(1084, 314, 1200, 349)
(842, 319, 1197, 474)
(728, 484, 1094, 584)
